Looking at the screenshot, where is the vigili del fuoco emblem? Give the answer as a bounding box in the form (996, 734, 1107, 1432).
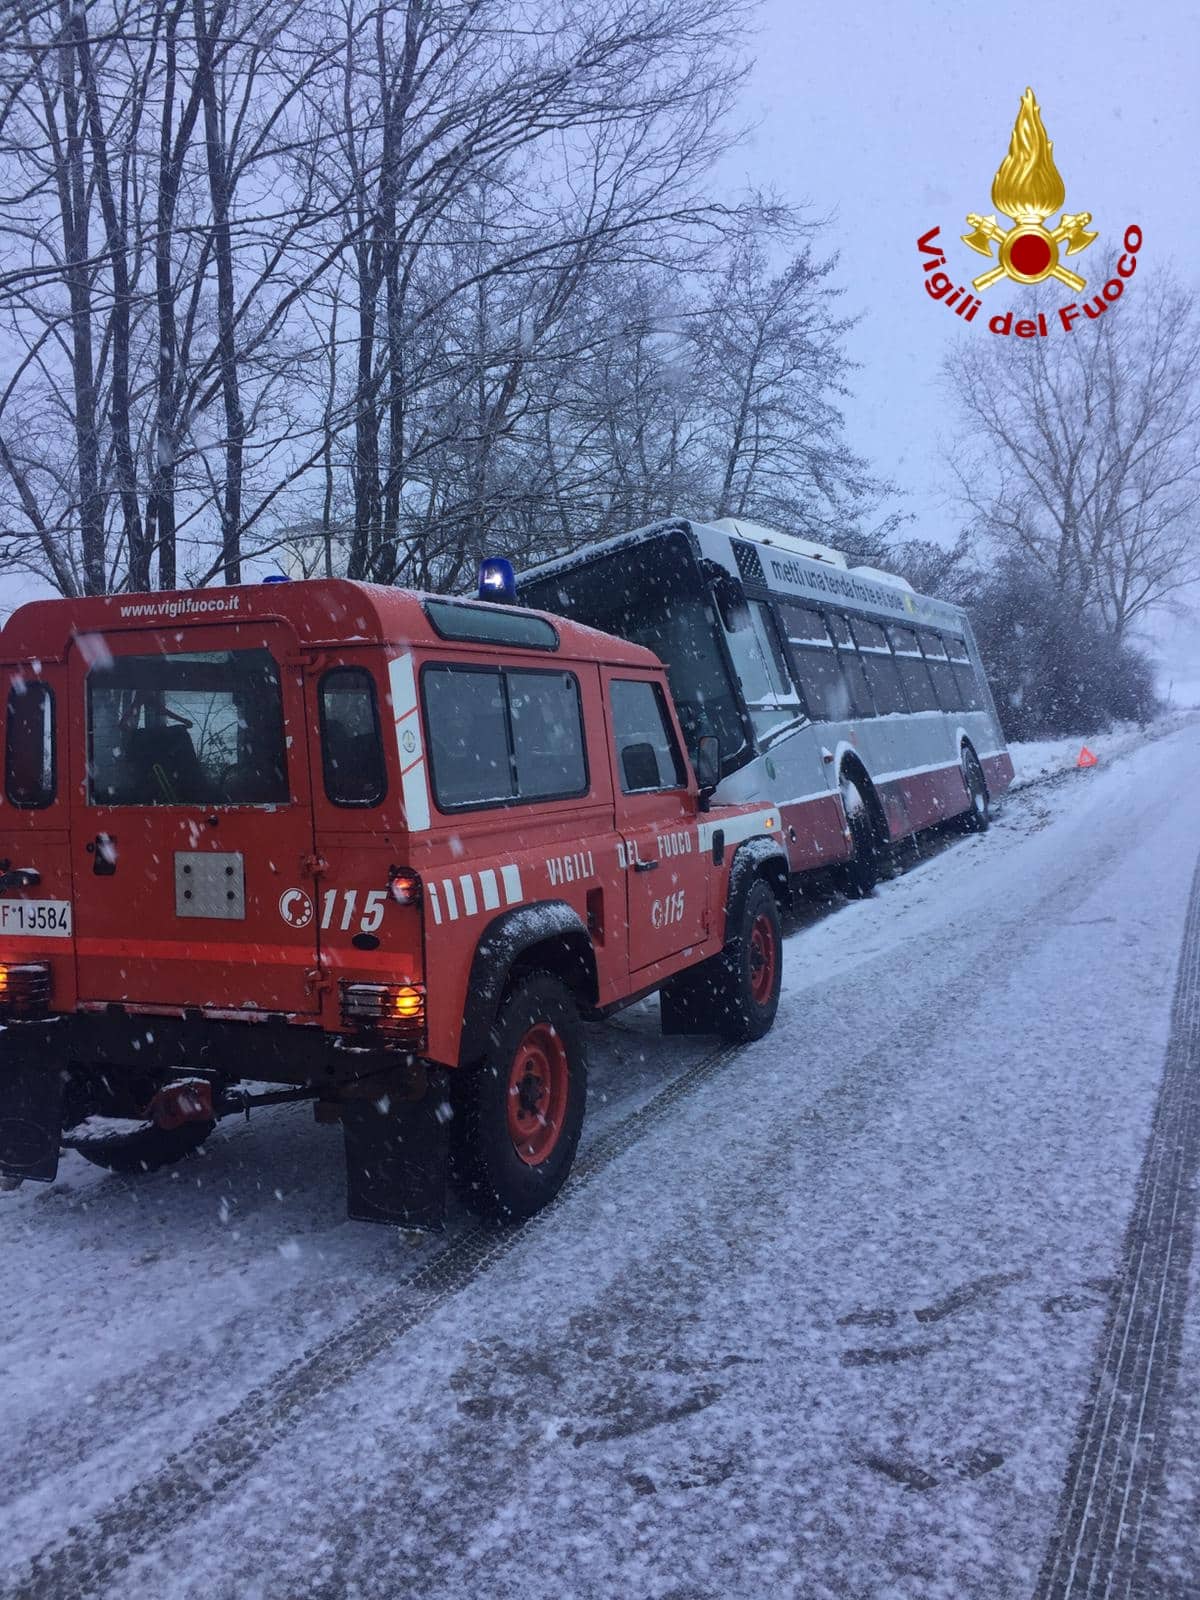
(962, 88, 1097, 293)
(916, 87, 1141, 337)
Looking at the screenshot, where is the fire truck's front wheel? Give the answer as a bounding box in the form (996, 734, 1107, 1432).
(451, 973, 587, 1223)
(713, 878, 784, 1043)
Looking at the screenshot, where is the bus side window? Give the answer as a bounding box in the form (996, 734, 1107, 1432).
(918, 631, 963, 712)
(887, 625, 939, 711)
(827, 613, 875, 718)
(849, 617, 906, 715)
(947, 637, 983, 710)
(721, 599, 805, 743)
(780, 603, 853, 722)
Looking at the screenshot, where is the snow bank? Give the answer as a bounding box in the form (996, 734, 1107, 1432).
(1008, 709, 1200, 790)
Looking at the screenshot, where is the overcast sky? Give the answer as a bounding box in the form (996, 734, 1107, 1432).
(717, 0, 1199, 690)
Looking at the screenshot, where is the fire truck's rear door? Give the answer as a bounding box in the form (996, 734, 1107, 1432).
(66, 622, 322, 1013)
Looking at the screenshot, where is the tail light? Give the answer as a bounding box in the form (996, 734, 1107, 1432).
(0, 961, 51, 1015)
(341, 981, 426, 1047)
(388, 867, 421, 907)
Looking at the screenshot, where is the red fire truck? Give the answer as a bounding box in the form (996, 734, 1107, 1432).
(0, 579, 786, 1226)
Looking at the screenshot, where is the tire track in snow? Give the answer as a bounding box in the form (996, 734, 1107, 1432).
(1, 1038, 743, 1600)
(1034, 852, 1200, 1600)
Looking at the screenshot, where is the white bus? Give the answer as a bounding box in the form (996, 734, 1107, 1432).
(519, 516, 1013, 892)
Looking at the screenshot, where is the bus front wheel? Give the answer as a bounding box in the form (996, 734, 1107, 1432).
(839, 772, 880, 897)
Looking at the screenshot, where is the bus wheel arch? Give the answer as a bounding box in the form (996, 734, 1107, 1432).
(957, 741, 991, 833)
(837, 756, 884, 897)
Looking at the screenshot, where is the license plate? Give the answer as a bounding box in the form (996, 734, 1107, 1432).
(0, 900, 72, 937)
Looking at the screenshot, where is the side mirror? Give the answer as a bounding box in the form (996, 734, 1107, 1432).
(694, 734, 720, 805)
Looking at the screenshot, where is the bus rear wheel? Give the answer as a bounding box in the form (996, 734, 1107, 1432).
(958, 747, 990, 832)
(450, 972, 587, 1224)
(838, 772, 880, 897)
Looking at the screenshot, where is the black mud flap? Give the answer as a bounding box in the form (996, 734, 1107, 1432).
(659, 963, 721, 1036)
(341, 1070, 449, 1229)
(0, 1053, 68, 1182)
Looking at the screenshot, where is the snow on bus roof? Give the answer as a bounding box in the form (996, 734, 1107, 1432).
(520, 516, 691, 581)
(522, 515, 942, 613)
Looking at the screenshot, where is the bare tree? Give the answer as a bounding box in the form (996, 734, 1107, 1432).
(0, 0, 900, 598)
(942, 271, 1200, 639)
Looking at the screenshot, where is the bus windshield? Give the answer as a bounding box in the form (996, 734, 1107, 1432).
(521, 530, 749, 771)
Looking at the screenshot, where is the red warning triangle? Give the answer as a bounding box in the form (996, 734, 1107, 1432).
(1077, 746, 1098, 768)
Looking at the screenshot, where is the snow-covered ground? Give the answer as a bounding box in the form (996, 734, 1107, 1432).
(2, 720, 1200, 1599)
(1007, 709, 1200, 789)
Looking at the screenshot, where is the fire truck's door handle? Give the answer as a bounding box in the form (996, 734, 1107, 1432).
(634, 859, 659, 873)
(88, 835, 117, 876)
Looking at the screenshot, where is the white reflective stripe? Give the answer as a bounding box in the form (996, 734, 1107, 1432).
(697, 810, 781, 852)
(388, 653, 430, 833)
(458, 875, 478, 916)
(775, 789, 837, 808)
(501, 863, 523, 905)
(872, 758, 959, 785)
(441, 879, 460, 920)
(426, 883, 443, 925)
(479, 868, 501, 910)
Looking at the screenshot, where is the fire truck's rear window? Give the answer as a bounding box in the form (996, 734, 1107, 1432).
(87, 650, 289, 807)
(5, 681, 55, 808)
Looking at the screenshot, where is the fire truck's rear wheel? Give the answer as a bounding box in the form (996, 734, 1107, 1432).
(68, 1117, 215, 1175)
(451, 973, 587, 1223)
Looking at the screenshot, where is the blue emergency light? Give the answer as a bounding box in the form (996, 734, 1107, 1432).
(477, 556, 516, 603)
(261, 573, 290, 584)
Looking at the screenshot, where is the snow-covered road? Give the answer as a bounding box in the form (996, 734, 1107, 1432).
(3, 721, 1199, 1600)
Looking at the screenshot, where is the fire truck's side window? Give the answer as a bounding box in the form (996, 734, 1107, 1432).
(422, 665, 587, 811)
(5, 681, 55, 808)
(87, 650, 288, 806)
(507, 670, 587, 800)
(423, 668, 510, 809)
(319, 668, 386, 807)
(610, 678, 686, 793)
